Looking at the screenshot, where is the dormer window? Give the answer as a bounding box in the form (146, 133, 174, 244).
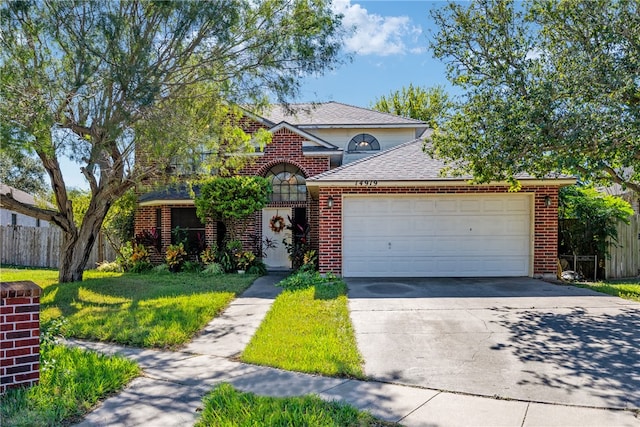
(348, 133, 380, 152)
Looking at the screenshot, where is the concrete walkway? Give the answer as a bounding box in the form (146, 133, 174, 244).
(71, 275, 639, 427)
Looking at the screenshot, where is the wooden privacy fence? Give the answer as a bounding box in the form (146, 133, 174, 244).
(0, 226, 116, 269)
(606, 214, 640, 279)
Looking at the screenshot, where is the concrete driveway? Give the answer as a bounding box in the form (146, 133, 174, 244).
(345, 277, 640, 410)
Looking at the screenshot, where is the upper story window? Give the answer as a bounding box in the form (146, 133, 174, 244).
(348, 133, 380, 152)
(265, 163, 306, 202)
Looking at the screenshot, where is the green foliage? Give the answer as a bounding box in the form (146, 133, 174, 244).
(195, 176, 272, 237)
(103, 189, 137, 245)
(182, 260, 203, 273)
(371, 84, 453, 128)
(0, 0, 345, 281)
(2, 267, 256, 349)
(559, 186, 634, 257)
(242, 273, 364, 378)
(571, 279, 640, 303)
(165, 243, 188, 271)
(0, 345, 139, 426)
(200, 244, 218, 265)
(247, 261, 268, 276)
(235, 250, 256, 270)
(430, 0, 640, 193)
(0, 149, 47, 196)
(196, 384, 397, 427)
(96, 261, 122, 273)
(202, 263, 225, 276)
(276, 269, 340, 292)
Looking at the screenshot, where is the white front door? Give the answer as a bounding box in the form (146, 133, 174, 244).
(262, 208, 292, 269)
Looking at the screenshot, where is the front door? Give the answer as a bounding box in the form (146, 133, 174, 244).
(262, 208, 292, 269)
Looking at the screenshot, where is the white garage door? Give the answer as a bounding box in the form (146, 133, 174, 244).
(343, 195, 531, 277)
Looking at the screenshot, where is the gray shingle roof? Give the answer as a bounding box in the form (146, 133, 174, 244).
(308, 139, 451, 182)
(138, 184, 197, 203)
(262, 102, 427, 127)
(308, 139, 574, 183)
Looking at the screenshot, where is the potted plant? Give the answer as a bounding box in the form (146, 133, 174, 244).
(235, 250, 256, 274)
(165, 243, 187, 272)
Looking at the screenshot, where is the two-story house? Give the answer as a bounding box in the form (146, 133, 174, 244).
(135, 102, 572, 278)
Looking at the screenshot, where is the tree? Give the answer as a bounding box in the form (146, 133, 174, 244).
(371, 84, 453, 128)
(194, 176, 272, 240)
(0, 0, 344, 282)
(0, 149, 47, 196)
(558, 186, 633, 259)
(429, 0, 640, 193)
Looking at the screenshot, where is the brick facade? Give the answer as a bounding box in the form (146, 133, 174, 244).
(317, 185, 559, 278)
(136, 124, 333, 258)
(1, 281, 41, 394)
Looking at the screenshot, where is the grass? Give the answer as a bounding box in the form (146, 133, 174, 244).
(1, 267, 257, 349)
(195, 383, 398, 427)
(0, 344, 139, 427)
(241, 272, 364, 379)
(573, 278, 640, 302)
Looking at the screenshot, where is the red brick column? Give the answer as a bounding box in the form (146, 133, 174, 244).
(1, 281, 41, 394)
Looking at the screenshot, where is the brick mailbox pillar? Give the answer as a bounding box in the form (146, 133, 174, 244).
(1, 281, 42, 394)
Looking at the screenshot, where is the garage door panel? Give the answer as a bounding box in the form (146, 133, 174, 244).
(343, 195, 531, 277)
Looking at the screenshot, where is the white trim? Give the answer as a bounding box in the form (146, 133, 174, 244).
(297, 124, 427, 129)
(269, 121, 339, 149)
(308, 178, 576, 188)
(139, 199, 194, 207)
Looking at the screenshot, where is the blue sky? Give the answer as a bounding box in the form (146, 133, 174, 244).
(299, 0, 454, 107)
(62, 1, 454, 189)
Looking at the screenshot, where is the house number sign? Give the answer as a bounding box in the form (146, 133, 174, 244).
(355, 180, 378, 186)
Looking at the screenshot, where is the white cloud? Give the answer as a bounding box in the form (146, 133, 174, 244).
(332, 0, 423, 56)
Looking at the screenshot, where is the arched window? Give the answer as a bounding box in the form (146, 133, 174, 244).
(265, 163, 306, 202)
(348, 133, 380, 152)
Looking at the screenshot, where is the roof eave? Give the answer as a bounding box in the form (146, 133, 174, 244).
(297, 124, 428, 129)
(306, 178, 577, 188)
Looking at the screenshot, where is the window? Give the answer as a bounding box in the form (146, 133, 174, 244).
(265, 163, 307, 202)
(36, 218, 40, 227)
(170, 208, 206, 253)
(348, 133, 380, 152)
(11, 213, 17, 226)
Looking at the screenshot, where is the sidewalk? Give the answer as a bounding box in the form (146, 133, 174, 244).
(71, 274, 639, 427)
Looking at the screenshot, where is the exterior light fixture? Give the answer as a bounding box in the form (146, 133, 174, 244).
(544, 195, 552, 208)
(327, 196, 334, 208)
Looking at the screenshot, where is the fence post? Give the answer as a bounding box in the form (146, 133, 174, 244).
(0, 281, 42, 394)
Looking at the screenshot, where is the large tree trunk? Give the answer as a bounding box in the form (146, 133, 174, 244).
(58, 193, 113, 283)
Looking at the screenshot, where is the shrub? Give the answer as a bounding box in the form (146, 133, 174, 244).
(277, 270, 340, 291)
(247, 261, 267, 276)
(200, 244, 218, 265)
(182, 260, 203, 273)
(165, 243, 187, 272)
(96, 261, 122, 272)
(202, 263, 225, 275)
(152, 264, 170, 273)
(235, 250, 256, 271)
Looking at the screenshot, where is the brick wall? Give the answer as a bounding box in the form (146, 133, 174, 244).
(1, 281, 41, 394)
(317, 185, 560, 278)
(240, 128, 331, 255)
(135, 127, 333, 261)
(134, 204, 215, 263)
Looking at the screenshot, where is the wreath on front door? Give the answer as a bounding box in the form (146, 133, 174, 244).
(269, 215, 286, 233)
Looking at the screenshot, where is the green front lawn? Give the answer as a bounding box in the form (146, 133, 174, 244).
(1, 344, 139, 426)
(1, 267, 256, 349)
(573, 279, 640, 302)
(196, 383, 397, 427)
(241, 271, 364, 378)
